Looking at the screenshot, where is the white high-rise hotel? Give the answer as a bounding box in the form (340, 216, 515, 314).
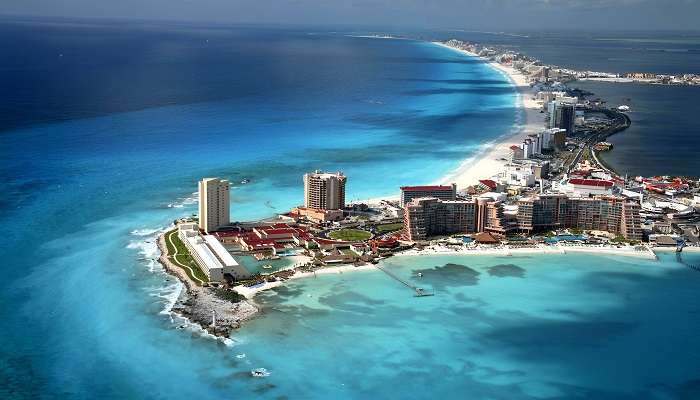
(198, 178, 230, 233)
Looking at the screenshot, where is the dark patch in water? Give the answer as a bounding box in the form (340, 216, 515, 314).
(484, 319, 637, 348)
(346, 109, 500, 139)
(413, 263, 480, 289)
(380, 56, 487, 65)
(402, 86, 514, 96)
(318, 290, 385, 315)
(390, 78, 507, 85)
(253, 383, 277, 394)
(267, 285, 305, 299)
(545, 308, 588, 318)
(676, 379, 700, 399)
(487, 264, 526, 278)
(452, 292, 488, 307)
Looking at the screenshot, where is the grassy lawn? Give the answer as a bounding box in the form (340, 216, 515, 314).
(328, 228, 372, 242)
(376, 223, 404, 234)
(165, 229, 209, 284)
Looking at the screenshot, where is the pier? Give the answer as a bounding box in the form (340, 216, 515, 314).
(373, 265, 434, 297)
(676, 252, 700, 272)
(676, 241, 700, 272)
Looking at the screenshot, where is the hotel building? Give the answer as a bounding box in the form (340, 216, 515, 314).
(198, 178, 230, 233)
(178, 223, 250, 282)
(405, 193, 642, 241)
(517, 194, 642, 240)
(549, 101, 575, 135)
(400, 184, 457, 207)
(404, 193, 508, 241)
(404, 197, 476, 241)
(304, 171, 346, 210)
(296, 171, 346, 222)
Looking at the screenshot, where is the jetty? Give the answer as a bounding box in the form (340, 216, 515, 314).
(374, 265, 434, 297)
(676, 241, 700, 272)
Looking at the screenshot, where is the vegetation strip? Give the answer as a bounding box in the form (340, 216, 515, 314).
(165, 230, 209, 285)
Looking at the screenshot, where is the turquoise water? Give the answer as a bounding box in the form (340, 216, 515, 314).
(3, 21, 699, 399)
(236, 252, 700, 399)
(0, 22, 519, 398)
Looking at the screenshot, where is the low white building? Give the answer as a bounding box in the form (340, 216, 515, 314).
(478, 192, 507, 202)
(557, 178, 614, 197)
(178, 224, 251, 282)
(496, 163, 537, 187)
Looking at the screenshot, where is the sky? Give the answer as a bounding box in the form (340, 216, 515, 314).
(1, 0, 699, 31)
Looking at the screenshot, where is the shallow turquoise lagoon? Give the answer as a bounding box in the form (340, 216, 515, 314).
(234, 252, 700, 399)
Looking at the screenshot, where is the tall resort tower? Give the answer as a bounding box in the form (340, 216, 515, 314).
(303, 171, 346, 210)
(198, 178, 230, 233)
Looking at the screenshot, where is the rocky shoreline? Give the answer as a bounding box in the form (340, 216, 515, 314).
(156, 233, 259, 337)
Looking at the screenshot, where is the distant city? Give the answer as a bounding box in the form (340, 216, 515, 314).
(444, 39, 700, 86)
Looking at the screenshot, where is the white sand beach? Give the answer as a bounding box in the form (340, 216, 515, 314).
(395, 243, 659, 260)
(432, 42, 546, 189)
(235, 264, 377, 299)
(356, 42, 545, 207)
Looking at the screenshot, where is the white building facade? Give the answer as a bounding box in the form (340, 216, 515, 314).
(198, 178, 230, 233)
(178, 223, 251, 282)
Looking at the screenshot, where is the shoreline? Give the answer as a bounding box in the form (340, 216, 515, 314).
(394, 243, 660, 259)
(432, 41, 544, 189)
(156, 232, 259, 338)
(357, 41, 541, 206)
(156, 229, 699, 336)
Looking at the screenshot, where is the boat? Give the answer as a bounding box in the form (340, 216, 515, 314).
(617, 105, 630, 112)
(251, 368, 270, 377)
(262, 264, 273, 270)
(241, 178, 251, 184)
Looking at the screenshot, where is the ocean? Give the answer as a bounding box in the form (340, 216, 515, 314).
(436, 29, 700, 177)
(1, 18, 700, 399)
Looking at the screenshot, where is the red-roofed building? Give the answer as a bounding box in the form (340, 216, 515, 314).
(216, 223, 315, 253)
(400, 184, 457, 207)
(568, 178, 614, 187)
(478, 179, 499, 192)
(561, 178, 614, 197)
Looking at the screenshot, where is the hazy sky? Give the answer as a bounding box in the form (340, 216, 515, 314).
(2, 0, 699, 30)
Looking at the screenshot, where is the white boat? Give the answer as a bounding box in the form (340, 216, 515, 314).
(617, 105, 630, 112)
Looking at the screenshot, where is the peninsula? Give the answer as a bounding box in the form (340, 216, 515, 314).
(157, 39, 700, 337)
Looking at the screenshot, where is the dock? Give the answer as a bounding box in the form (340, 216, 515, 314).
(374, 265, 434, 297)
(675, 241, 700, 272)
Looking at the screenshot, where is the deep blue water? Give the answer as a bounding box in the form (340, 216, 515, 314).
(0, 19, 517, 399)
(572, 81, 700, 177)
(433, 30, 700, 177)
(2, 19, 700, 399)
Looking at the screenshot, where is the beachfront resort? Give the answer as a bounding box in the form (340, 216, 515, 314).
(161, 165, 700, 335)
(157, 38, 700, 337)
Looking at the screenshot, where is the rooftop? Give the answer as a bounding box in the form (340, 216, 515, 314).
(479, 179, 498, 190)
(568, 178, 614, 188)
(400, 185, 455, 191)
